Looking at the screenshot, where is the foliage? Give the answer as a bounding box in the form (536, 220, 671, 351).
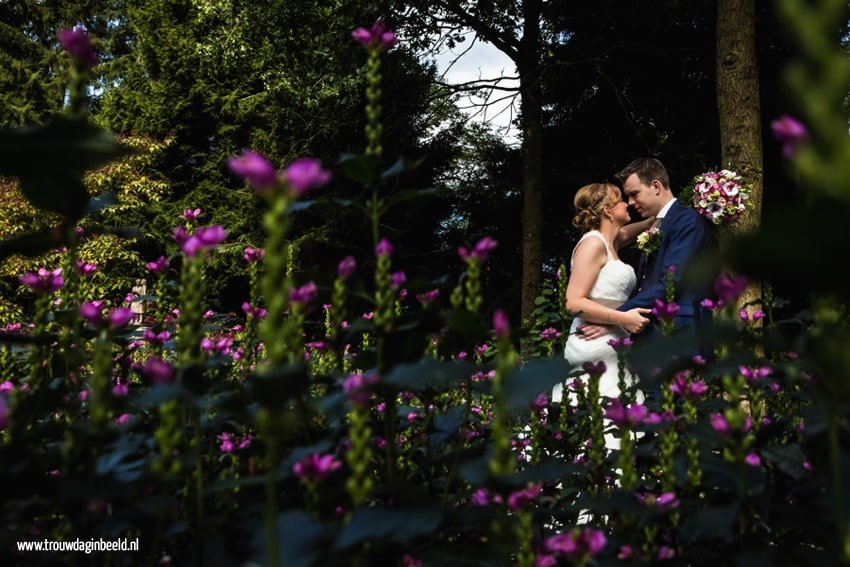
(1, 3, 850, 567)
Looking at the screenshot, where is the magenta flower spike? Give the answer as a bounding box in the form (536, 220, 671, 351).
(0, 395, 8, 430)
(390, 271, 407, 289)
(227, 149, 278, 190)
(471, 236, 498, 263)
(182, 208, 202, 220)
(289, 281, 318, 307)
(492, 309, 510, 338)
(582, 361, 606, 377)
(416, 289, 439, 304)
(293, 453, 342, 482)
(140, 357, 175, 386)
(714, 273, 748, 306)
(146, 256, 170, 273)
(58, 26, 97, 68)
(243, 246, 264, 263)
(352, 19, 399, 52)
(770, 115, 808, 158)
(284, 158, 332, 197)
(506, 483, 542, 510)
(20, 268, 64, 293)
(337, 255, 356, 279)
(79, 300, 106, 327)
(109, 307, 134, 329)
(375, 238, 394, 257)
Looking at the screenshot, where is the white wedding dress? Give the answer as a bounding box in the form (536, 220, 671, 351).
(554, 230, 638, 406)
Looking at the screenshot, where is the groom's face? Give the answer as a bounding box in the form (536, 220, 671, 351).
(623, 173, 660, 218)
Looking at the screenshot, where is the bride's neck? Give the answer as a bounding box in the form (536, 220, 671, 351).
(597, 220, 619, 245)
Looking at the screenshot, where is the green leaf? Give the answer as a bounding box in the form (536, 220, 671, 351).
(382, 357, 477, 392)
(19, 175, 90, 220)
(334, 507, 442, 548)
(502, 357, 574, 413)
(761, 443, 809, 480)
(380, 188, 439, 213)
(0, 115, 128, 176)
(250, 362, 310, 407)
(381, 156, 425, 179)
(0, 231, 59, 261)
(337, 153, 381, 186)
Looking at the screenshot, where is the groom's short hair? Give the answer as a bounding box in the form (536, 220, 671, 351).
(615, 158, 670, 190)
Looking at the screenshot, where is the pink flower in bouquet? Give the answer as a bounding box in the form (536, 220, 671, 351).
(690, 169, 750, 225)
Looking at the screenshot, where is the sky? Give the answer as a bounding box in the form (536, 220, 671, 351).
(428, 34, 521, 146)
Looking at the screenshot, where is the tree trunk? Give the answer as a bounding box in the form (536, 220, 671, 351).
(519, 0, 544, 336)
(717, 0, 763, 312)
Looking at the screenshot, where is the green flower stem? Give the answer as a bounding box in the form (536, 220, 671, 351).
(176, 255, 205, 368)
(618, 424, 637, 489)
(515, 508, 535, 567)
(365, 49, 383, 159)
(828, 402, 850, 562)
(345, 405, 374, 507)
(684, 397, 703, 487)
(489, 337, 517, 477)
(464, 259, 482, 313)
(89, 329, 113, 425)
(659, 385, 677, 492)
(587, 371, 605, 480)
(152, 400, 181, 476)
(259, 193, 294, 366)
(257, 408, 282, 567)
(27, 293, 53, 390)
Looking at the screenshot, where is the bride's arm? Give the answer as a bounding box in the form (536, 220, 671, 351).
(566, 239, 650, 330)
(614, 215, 656, 250)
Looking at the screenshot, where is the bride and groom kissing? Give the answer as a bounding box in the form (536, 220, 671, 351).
(557, 157, 713, 427)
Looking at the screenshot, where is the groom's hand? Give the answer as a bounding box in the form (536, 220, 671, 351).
(576, 323, 612, 340)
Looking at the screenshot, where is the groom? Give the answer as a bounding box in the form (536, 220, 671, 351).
(579, 158, 713, 354)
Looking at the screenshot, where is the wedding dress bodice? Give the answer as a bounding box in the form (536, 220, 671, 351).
(570, 231, 636, 303)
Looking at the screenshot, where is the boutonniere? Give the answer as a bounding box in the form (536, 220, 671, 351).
(636, 226, 662, 255)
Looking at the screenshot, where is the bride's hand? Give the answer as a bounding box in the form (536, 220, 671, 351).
(576, 323, 610, 340)
(622, 307, 652, 334)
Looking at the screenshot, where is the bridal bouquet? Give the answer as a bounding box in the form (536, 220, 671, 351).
(689, 169, 751, 225)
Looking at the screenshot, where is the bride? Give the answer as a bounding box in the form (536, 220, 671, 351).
(555, 182, 653, 414)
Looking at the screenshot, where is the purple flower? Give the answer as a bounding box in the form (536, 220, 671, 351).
(0, 395, 8, 430)
(140, 357, 175, 386)
(416, 289, 439, 304)
(243, 246, 264, 263)
(284, 158, 332, 196)
(605, 399, 653, 427)
(343, 373, 378, 406)
(112, 382, 129, 397)
(669, 371, 708, 398)
(710, 413, 730, 436)
(177, 225, 227, 257)
(146, 256, 169, 273)
(337, 256, 356, 279)
(607, 336, 633, 351)
(390, 271, 407, 289)
(657, 546, 676, 560)
(109, 307, 134, 329)
(540, 327, 561, 341)
(289, 281, 318, 307)
(739, 365, 773, 382)
(351, 19, 399, 52)
(242, 302, 267, 319)
(654, 492, 680, 510)
(219, 432, 235, 453)
(582, 361, 606, 376)
(507, 484, 542, 510)
(143, 329, 170, 345)
(652, 298, 680, 321)
(375, 238, 394, 257)
(75, 260, 97, 276)
(771, 115, 808, 158)
(58, 26, 97, 68)
(293, 453, 342, 482)
(228, 149, 278, 190)
(714, 273, 748, 306)
(20, 268, 64, 293)
(182, 208, 202, 220)
(745, 452, 761, 467)
(458, 236, 498, 264)
(544, 529, 606, 560)
(493, 309, 510, 338)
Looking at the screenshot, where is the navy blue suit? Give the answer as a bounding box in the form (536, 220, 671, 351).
(619, 200, 713, 352)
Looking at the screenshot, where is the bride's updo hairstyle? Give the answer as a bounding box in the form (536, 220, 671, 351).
(571, 183, 622, 232)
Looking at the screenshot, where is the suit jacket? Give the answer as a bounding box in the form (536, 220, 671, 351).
(619, 200, 713, 337)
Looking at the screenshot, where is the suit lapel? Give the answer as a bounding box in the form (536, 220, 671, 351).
(638, 201, 681, 288)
